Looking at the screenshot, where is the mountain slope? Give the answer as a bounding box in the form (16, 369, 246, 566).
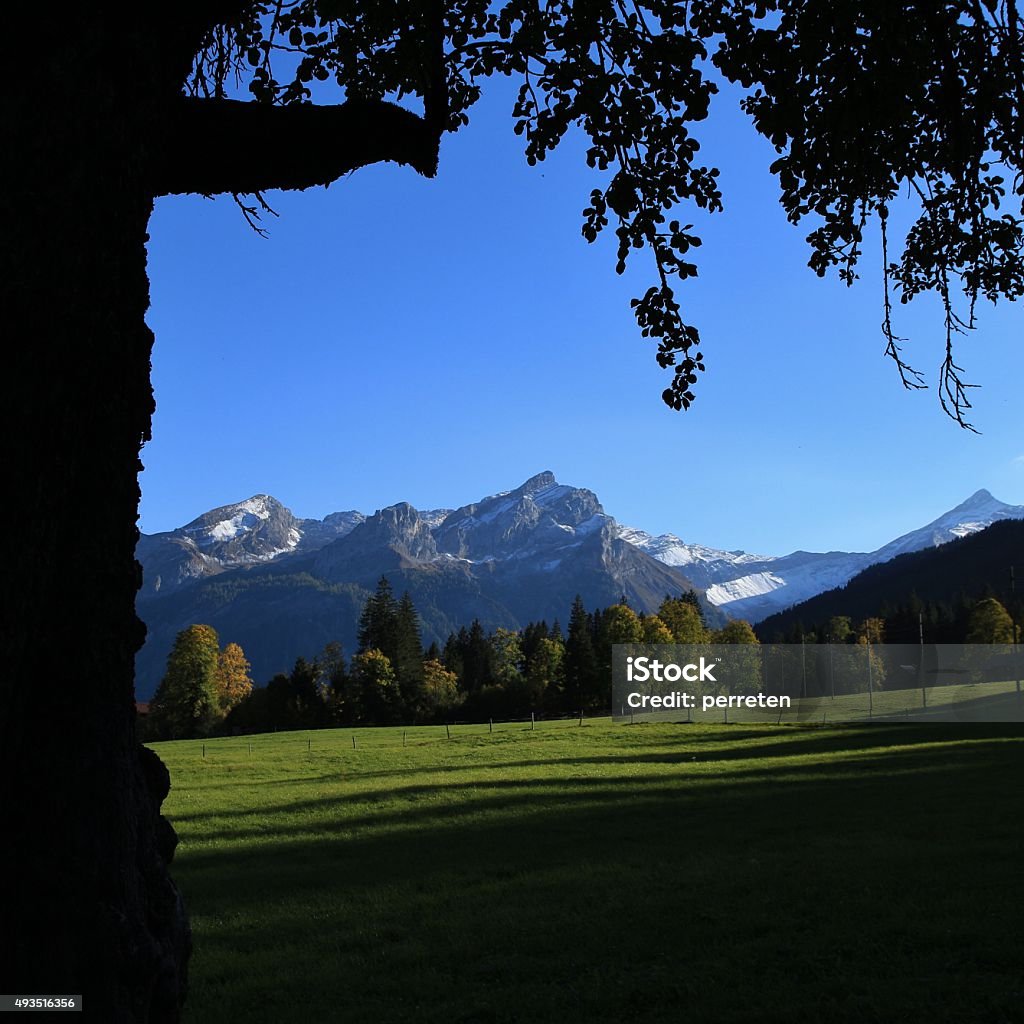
(626, 488, 1024, 622)
(137, 495, 364, 598)
(755, 519, 1024, 640)
(134, 473, 709, 697)
(135, 477, 1024, 695)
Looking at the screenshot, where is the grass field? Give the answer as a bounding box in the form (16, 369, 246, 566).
(152, 719, 1024, 1024)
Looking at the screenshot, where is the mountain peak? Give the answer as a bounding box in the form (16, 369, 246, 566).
(516, 471, 558, 494)
(943, 488, 1010, 518)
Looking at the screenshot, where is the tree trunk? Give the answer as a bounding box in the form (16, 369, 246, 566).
(0, 10, 441, 1016)
(0, 19, 190, 1022)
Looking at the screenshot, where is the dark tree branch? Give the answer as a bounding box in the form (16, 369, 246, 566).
(152, 96, 441, 196)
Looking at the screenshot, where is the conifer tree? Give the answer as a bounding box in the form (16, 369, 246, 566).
(393, 591, 425, 713)
(442, 629, 467, 684)
(357, 577, 400, 657)
(462, 620, 493, 694)
(564, 596, 600, 711)
(289, 656, 324, 727)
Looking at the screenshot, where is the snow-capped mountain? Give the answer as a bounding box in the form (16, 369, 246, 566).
(433, 471, 609, 564)
(133, 477, 1024, 696)
(136, 495, 364, 597)
(624, 488, 1024, 623)
(134, 472, 708, 696)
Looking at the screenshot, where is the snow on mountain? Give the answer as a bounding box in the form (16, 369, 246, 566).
(184, 495, 278, 546)
(432, 471, 611, 563)
(616, 527, 768, 590)
(871, 489, 1024, 561)
(139, 476, 1024, 625)
(627, 487, 1024, 622)
(419, 508, 453, 530)
(138, 495, 363, 596)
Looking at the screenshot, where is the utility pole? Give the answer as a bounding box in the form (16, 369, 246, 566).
(828, 636, 835, 700)
(801, 636, 807, 699)
(920, 611, 927, 709)
(866, 638, 874, 719)
(1013, 566, 1021, 701)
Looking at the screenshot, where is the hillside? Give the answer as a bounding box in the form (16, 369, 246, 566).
(756, 520, 1024, 640)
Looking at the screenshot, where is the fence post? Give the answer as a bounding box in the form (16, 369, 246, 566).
(530, 712, 535, 731)
(489, 718, 493, 734)
(579, 708, 584, 726)
(352, 734, 356, 749)
(202, 743, 205, 759)
(445, 722, 451, 740)
(403, 730, 407, 747)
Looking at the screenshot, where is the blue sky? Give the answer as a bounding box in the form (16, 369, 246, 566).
(142, 78, 1023, 556)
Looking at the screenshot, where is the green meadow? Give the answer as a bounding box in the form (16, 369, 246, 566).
(152, 719, 1024, 1024)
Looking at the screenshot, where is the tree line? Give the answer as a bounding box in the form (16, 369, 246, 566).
(759, 595, 1020, 649)
(143, 579, 759, 739)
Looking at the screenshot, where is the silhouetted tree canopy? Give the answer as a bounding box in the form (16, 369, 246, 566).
(169, 0, 1024, 425)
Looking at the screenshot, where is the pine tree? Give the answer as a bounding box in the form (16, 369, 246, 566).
(443, 629, 467, 683)
(357, 576, 400, 657)
(462, 620, 493, 694)
(564, 596, 599, 711)
(289, 656, 325, 727)
(393, 591, 425, 714)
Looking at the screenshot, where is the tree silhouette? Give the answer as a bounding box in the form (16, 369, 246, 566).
(3, 2, 1024, 1020)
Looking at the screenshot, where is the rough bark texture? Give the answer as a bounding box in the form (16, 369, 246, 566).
(0, 15, 191, 1022)
(0, 9, 441, 1020)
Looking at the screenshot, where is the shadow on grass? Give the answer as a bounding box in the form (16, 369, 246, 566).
(174, 730, 1024, 1024)
(171, 722, 1022, 825)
